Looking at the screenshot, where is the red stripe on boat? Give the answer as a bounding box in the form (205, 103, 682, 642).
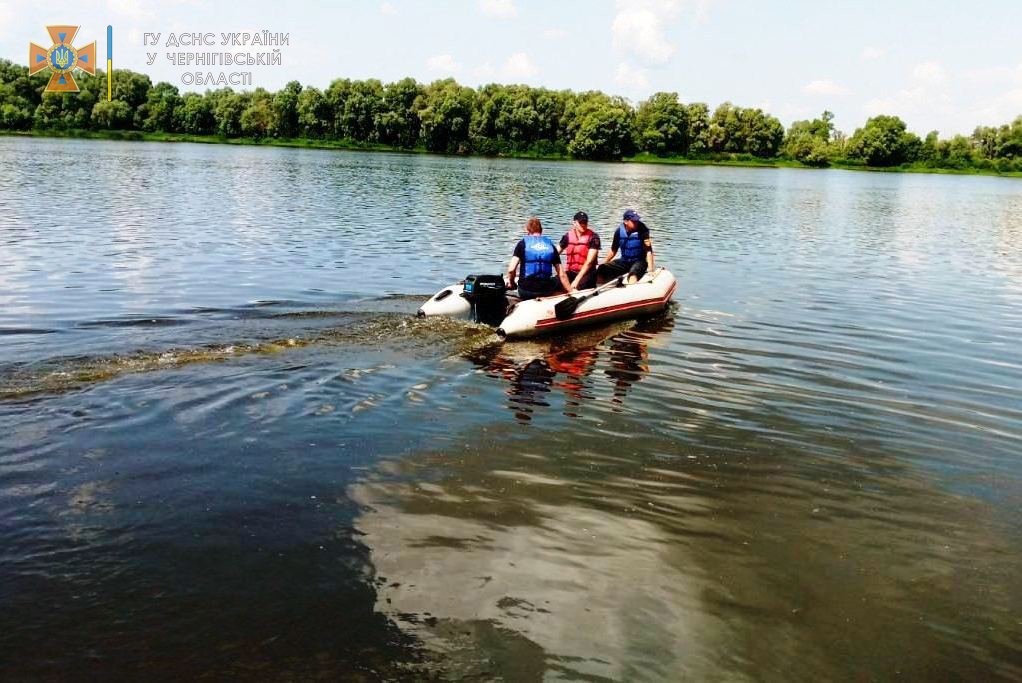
(535, 281, 677, 328)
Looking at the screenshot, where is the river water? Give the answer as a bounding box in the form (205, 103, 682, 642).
(1, 137, 1020, 680)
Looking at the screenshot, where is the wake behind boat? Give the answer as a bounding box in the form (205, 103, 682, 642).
(418, 268, 677, 339)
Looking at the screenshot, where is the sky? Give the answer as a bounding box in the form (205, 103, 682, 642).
(2, 0, 1022, 137)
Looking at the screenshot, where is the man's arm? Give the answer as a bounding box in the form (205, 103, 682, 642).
(506, 256, 520, 289)
(644, 238, 655, 272)
(604, 230, 619, 264)
(555, 264, 572, 292)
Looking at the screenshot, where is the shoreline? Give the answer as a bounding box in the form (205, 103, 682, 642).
(3, 128, 1020, 179)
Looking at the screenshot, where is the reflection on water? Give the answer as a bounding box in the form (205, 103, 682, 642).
(353, 417, 1022, 680)
(467, 314, 672, 422)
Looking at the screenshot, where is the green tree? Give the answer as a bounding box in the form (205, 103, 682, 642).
(375, 77, 421, 147)
(324, 78, 353, 138)
(685, 102, 710, 154)
(971, 125, 999, 159)
(500, 87, 541, 149)
(340, 79, 384, 141)
(743, 107, 784, 157)
(177, 92, 215, 135)
(240, 89, 273, 138)
(91, 99, 133, 129)
(534, 90, 566, 141)
(296, 86, 330, 138)
(272, 80, 302, 138)
(34, 90, 94, 129)
(563, 92, 634, 160)
(0, 64, 36, 130)
(0, 102, 32, 129)
(212, 89, 247, 137)
(918, 130, 940, 163)
(702, 103, 783, 157)
(470, 84, 546, 153)
(846, 115, 921, 166)
(140, 82, 182, 132)
(0, 59, 47, 119)
(633, 92, 689, 155)
(997, 116, 1022, 158)
(782, 111, 835, 166)
(111, 70, 152, 111)
(937, 135, 977, 168)
(416, 79, 475, 153)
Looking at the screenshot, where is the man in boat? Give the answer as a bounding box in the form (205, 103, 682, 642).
(597, 209, 655, 285)
(556, 211, 601, 291)
(506, 217, 573, 300)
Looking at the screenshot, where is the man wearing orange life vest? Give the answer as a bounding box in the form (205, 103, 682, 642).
(557, 211, 601, 291)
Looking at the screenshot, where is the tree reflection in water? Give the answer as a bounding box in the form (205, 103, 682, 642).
(465, 313, 674, 422)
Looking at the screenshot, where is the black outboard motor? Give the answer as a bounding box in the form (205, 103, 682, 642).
(462, 274, 508, 326)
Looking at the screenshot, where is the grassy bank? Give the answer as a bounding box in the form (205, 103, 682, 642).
(3, 128, 1021, 178)
(625, 151, 1022, 177)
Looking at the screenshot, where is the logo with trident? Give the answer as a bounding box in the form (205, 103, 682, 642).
(29, 26, 97, 93)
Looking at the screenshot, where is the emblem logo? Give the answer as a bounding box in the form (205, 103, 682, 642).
(29, 26, 97, 93)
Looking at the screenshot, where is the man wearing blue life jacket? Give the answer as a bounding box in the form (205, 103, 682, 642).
(597, 209, 655, 285)
(506, 217, 573, 300)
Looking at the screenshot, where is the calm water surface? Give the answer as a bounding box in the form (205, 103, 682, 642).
(1, 137, 1021, 680)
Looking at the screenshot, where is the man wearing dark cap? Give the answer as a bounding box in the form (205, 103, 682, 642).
(597, 209, 655, 284)
(557, 211, 601, 291)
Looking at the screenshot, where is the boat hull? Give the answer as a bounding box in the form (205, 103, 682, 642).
(419, 268, 677, 339)
(417, 283, 472, 319)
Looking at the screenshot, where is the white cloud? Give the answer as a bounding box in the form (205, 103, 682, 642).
(691, 0, 718, 23)
(778, 103, 813, 122)
(861, 60, 954, 132)
(479, 0, 517, 19)
(380, 2, 397, 15)
(611, 1, 680, 65)
(426, 54, 462, 74)
(964, 64, 1020, 83)
(0, 2, 19, 39)
(802, 79, 850, 96)
(473, 62, 496, 81)
(501, 52, 537, 80)
(912, 61, 947, 84)
(860, 46, 885, 62)
(864, 87, 927, 117)
(542, 28, 568, 40)
(968, 87, 1022, 128)
(106, 0, 155, 20)
(614, 61, 650, 92)
(961, 62, 1022, 128)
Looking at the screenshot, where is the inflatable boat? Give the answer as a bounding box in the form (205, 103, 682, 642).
(418, 267, 677, 339)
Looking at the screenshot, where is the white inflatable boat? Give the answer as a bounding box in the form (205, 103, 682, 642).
(418, 267, 677, 339)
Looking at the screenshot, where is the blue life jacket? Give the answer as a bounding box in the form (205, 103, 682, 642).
(617, 224, 644, 263)
(523, 235, 556, 279)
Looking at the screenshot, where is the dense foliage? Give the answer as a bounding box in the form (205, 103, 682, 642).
(2, 59, 1021, 171)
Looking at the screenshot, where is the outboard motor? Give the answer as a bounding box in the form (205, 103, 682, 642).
(462, 274, 508, 326)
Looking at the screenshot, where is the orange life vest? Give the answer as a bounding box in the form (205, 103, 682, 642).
(564, 228, 595, 272)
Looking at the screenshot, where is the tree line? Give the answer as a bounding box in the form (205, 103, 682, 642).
(1, 59, 1021, 172)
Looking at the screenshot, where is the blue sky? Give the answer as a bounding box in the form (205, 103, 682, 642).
(2, 0, 1021, 136)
